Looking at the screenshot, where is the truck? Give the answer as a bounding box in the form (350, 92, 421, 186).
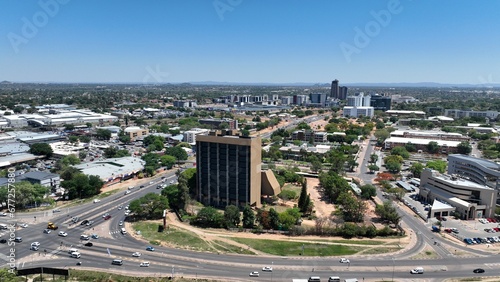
(431, 225, 440, 232)
(47, 222, 58, 230)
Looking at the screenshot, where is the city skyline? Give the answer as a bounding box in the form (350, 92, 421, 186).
(2, 0, 500, 85)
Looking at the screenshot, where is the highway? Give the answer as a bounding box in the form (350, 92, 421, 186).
(2, 122, 500, 281)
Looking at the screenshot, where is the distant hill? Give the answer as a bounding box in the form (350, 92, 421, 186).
(0, 80, 13, 84)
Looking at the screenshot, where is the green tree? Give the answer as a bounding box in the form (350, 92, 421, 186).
(360, 184, 377, 199)
(385, 160, 402, 173)
(29, 143, 53, 158)
(367, 164, 379, 173)
(426, 160, 447, 173)
(68, 135, 79, 144)
(427, 141, 439, 154)
(194, 207, 224, 228)
(95, 129, 112, 140)
(269, 208, 280, 229)
(160, 155, 176, 169)
(336, 192, 367, 222)
(61, 155, 81, 166)
(242, 205, 255, 228)
(409, 162, 424, 178)
(298, 179, 308, 212)
(224, 205, 241, 228)
(79, 135, 91, 143)
(165, 146, 188, 161)
(457, 141, 472, 155)
(369, 153, 378, 164)
(391, 146, 410, 159)
(129, 193, 169, 219)
(64, 124, 75, 131)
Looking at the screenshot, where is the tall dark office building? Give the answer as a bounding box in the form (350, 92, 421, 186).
(330, 79, 339, 98)
(370, 94, 391, 111)
(339, 86, 348, 100)
(196, 130, 262, 207)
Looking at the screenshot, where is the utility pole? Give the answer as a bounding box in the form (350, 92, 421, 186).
(392, 257, 395, 282)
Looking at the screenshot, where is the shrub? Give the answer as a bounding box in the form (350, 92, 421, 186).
(278, 189, 297, 201)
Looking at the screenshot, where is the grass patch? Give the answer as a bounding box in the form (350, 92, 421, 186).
(282, 183, 302, 193)
(360, 247, 401, 255)
(97, 188, 120, 198)
(325, 239, 387, 245)
(212, 240, 256, 255)
(231, 237, 359, 256)
(132, 222, 214, 252)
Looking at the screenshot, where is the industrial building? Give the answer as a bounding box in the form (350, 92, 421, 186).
(73, 156, 145, 185)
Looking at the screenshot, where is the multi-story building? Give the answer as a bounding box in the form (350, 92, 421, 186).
(419, 169, 497, 219)
(370, 94, 391, 111)
(343, 92, 374, 118)
(447, 154, 500, 204)
(281, 96, 293, 105)
(173, 100, 198, 108)
(293, 95, 309, 105)
(444, 109, 499, 120)
(309, 93, 327, 107)
(330, 79, 339, 98)
(199, 118, 238, 130)
(124, 126, 149, 141)
(291, 130, 327, 143)
(183, 128, 209, 144)
(196, 130, 262, 207)
(338, 86, 348, 100)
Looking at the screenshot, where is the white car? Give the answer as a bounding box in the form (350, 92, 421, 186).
(58, 231, 68, 237)
(132, 252, 142, 257)
(18, 223, 28, 228)
(149, 181, 154, 185)
(30, 245, 39, 251)
(119, 221, 123, 226)
(31, 242, 41, 247)
(0, 212, 7, 216)
(249, 271, 259, 277)
(124, 190, 130, 195)
(93, 199, 100, 203)
(139, 261, 150, 267)
(118, 205, 123, 210)
(339, 258, 350, 263)
(262, 266, 273, 272)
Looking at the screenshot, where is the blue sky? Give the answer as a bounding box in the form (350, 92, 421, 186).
(1, 0, 499, 84)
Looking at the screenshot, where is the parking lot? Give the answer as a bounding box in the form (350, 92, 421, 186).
(398, 185, 500, 248)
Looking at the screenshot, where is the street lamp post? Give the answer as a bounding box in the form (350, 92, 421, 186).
(392, 257, 395, 282)
(271, 261, 274, 282)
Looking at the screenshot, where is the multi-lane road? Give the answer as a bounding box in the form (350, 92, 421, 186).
(2, 121, 500, 281)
